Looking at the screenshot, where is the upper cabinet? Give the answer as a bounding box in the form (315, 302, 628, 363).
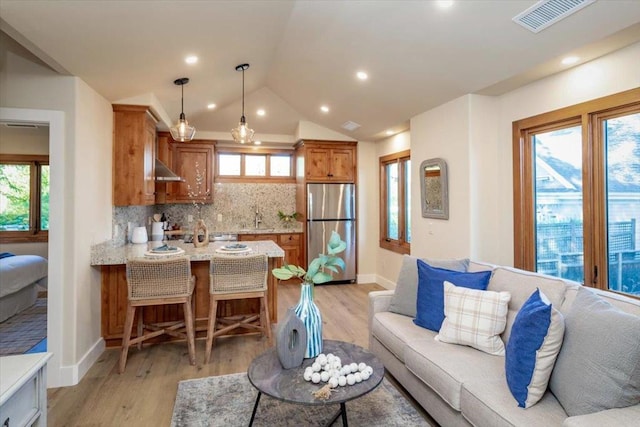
(165, 141, 214, 204)
(112, 105, 158, 206)
(295, 140, 357, 182)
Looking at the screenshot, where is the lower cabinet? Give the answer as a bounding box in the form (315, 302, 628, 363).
(100, 260, 278, 347)
(0, 353, 51, 427)
(239, 233, 304, 284)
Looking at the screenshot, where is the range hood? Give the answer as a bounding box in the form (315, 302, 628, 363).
(155, 159, 183, 181)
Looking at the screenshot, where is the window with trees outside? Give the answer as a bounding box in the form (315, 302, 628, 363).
(513, 88, 640, 298)
(380, 150, 411, 254)
(0, 155, 50, 242)
(215, 148, 294, 183)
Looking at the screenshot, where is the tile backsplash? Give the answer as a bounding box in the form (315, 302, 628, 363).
(113, 183, 298, 244)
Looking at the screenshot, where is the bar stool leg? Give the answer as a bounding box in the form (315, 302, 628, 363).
(204, 298, 218, 364)
(136, 306, 143, 350)
(119, 304, 136, 373)
(183, 296, 196, 365)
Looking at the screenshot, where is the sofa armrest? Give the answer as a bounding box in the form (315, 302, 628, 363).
(368, 290, 395, 351)
(562, 404, 640, 427)
(369, 290, 395, 316)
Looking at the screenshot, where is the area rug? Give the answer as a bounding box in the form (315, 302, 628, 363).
(171, 372, 431, 427)
(0, 298, 47, 355)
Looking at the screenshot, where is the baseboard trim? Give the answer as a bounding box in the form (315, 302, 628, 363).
(357, 273, 377, 284)
(375, 275, 396, 290)
(56, 338, 105, 387)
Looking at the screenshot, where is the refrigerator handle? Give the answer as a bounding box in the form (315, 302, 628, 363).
(308, 192, 313, 221)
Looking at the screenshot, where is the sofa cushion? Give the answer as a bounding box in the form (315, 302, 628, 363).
(371, 311, 435, 363)
(461, 377, 568, 427)
(404, 336, 505, 411)
(506, 289, 565, 408)
(388, 255, 470, 318)
(549, 286, 640, 416)
(487, 267, 571, 343)
(414, 260, 492, 332)
(436, 281, 511, 356)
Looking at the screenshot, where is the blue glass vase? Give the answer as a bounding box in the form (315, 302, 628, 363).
(294, 283, 322, 358)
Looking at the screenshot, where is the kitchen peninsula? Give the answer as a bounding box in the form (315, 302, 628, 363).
(91, 240, 284, 347)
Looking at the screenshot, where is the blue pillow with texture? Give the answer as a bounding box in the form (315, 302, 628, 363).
(413, 260, 491, 332)
(506, 289, 565, 408)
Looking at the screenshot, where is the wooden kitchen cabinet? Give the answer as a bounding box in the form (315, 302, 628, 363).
(239, 233, 304, 284)
(165, 141, 215, 204)
(296, 140, 357, 182)
(112, 105, 158, 206)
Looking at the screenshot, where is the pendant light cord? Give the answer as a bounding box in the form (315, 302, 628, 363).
(181, 83, 185, 117)
(241, 67, 245, 118)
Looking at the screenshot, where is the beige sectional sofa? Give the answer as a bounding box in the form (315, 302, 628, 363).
(369, 258, 640, 426)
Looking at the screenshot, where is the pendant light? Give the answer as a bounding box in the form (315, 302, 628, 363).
(170, 77, 196, 142)
(231, 63, 255, 144)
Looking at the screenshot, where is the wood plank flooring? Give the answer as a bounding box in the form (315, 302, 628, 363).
(46, 282, 397, 426)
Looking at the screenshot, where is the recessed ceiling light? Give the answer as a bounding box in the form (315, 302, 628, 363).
(320, 105, 330, 113)
(207, 103, 216, 110)
(436, 0, 454, 8)
(185, 55, 198, 64)
(561, 56, 579, 65)
(254, 140, 262, 145)
(356, 71, 368, 80)
(256, 109, 266, 116)
(386, 130, 394, 136)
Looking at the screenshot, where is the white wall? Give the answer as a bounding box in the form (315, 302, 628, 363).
(408, 41, 640, 266)
(356, 140, 377, 284)
(0, 48, 112, 386)
(375, 131, 411, 287)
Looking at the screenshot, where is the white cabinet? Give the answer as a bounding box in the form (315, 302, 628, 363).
(0, 353, 52, 427)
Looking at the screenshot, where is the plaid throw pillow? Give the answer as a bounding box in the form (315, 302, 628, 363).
(436, 281, 511, 356)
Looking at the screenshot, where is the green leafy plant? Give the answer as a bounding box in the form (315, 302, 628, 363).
(272, 231, 346, 284)
(277, 210, 299, 223)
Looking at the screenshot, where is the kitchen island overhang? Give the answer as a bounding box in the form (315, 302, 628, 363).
(91, 240, 284, 348)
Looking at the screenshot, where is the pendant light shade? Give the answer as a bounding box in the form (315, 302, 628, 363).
(170, 77, 196, 142)
(231, 63, 255, 144)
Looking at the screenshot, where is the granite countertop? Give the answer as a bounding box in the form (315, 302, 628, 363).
(91, 240, 285, 266)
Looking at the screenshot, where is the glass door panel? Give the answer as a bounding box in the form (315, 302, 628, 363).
(605, 112, 640, 295)
(533, 125, 584, 282)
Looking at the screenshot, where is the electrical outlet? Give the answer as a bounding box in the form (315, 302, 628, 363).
(217, 214, 223, 222)
(188, 215, 193, 223)
(113, 224, 120, 238)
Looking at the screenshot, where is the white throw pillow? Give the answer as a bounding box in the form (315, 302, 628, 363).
(436, 281, 511, 356)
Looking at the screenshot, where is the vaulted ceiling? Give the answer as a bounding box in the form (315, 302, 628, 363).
(1, 1, 639, 143)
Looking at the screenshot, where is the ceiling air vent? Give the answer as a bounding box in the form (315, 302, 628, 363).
(513, 0, 597, 33)
(341, 121, 361, 132)
(3, 123, 40, 128)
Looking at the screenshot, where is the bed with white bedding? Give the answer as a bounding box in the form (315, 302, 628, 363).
(0, 255, 48, 322)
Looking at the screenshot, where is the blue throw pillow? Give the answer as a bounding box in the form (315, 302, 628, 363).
(413, 260, 491, 332)
(506, 289, 565, 408)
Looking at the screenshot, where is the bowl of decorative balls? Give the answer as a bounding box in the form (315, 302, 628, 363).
(302, 353, 375, 400)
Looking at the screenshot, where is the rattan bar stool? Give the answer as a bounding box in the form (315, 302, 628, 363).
(119, 255, 196, 373)
(204, 254, 271, 364)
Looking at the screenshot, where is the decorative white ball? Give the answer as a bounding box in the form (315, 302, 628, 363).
(354, 372, 362, 383)
(320, 371, 330, 382)
(329, 377, 339, 388)
(333, 361, 342, 371)
(349, 362, 358, 373)
(346, 374, 356, 386)
(365, 366, 373, 376)
(343, 365, 352, 375)
(361, 370, 370, 381)
(311, 362, 321, 372)
(303, 370, 313, 381)
(327, 354, 335, 364)
(311, 372, 321, 384)
(358, 362, 367, 372)
(330, 369, 339, 378)
(317, 355, 327, 366)
(322, 363, 332, 372)
(338, 376, 347, 387)
(334, 357, 341, 366)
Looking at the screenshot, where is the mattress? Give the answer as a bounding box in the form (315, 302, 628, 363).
(0, 255, 48, 299)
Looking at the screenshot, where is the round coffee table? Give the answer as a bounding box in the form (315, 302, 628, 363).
(247, 339, 385, 426)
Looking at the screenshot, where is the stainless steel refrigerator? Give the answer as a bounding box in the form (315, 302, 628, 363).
(307, 183, 356, 283)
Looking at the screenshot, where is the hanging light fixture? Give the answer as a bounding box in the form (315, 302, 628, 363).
(170, 77, 196, 142)
(231, 63, 255, 144)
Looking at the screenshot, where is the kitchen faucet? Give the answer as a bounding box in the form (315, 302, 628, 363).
(254, 205, 262, 229)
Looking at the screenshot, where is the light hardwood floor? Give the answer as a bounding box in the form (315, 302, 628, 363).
(47, 282, 397, 426)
